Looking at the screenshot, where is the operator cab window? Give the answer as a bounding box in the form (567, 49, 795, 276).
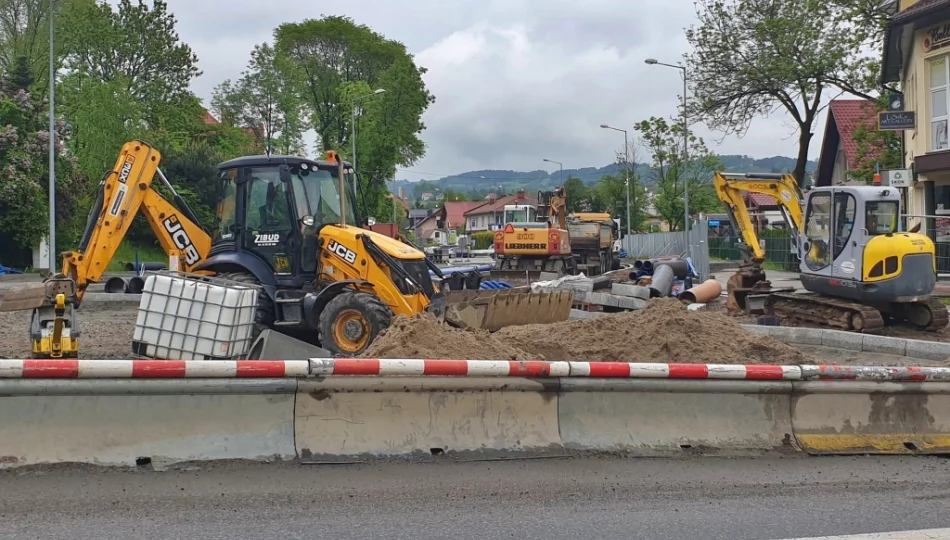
(804, 192, 831, 271)
(866, 201, 898, 235)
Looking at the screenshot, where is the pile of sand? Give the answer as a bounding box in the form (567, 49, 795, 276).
(495, 298, 817, 364)
(362, 298, 818, 364)
(361, 314, 535, 361)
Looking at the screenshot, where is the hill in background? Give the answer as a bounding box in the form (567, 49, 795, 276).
(392, 154, 817, 197)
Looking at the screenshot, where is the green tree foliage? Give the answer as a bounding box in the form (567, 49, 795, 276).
(685, 0, 879, 183)
(634, 116, 723, 232)
(276, 15, 434, 219)
(850, 97, 902, 184)
(211, 42, 306, 155)
(471, 231, 494, 250)
(562, 176, 587, 214)
(58, 0, 201, 124)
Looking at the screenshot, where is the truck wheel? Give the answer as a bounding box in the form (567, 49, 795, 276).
(318, 291, 393, 357)
(216, 272, 275, 342)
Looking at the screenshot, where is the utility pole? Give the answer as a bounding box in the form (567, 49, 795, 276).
(646, 58, 690, 255)
(600, 124, 631, 235)
(48, 0, 56, 274)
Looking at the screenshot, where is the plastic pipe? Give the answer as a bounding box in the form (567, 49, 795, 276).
(104, 277, 128, 293)
(678, 279, 722, 304)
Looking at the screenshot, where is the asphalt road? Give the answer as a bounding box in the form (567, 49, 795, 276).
(3, 456, 950, 540)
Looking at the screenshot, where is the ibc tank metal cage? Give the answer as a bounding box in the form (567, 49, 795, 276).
(131, 270, 262, 361)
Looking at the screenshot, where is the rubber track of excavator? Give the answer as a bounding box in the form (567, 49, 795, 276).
(767, 293, 950, 334)
(767, 292, 885, 334)
(921, 297, 950, 332)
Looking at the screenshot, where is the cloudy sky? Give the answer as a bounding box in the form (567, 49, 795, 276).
(120, 0, 830, 180)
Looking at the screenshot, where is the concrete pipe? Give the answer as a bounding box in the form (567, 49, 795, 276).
(104, 277, 128, 294)
(648, 263, 675, 298)
(678, 279, 722, 304)
(126, 276, 146, 294)
(652, 258, 688, 279)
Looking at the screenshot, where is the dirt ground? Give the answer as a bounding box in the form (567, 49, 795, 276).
(363, 298, 819, 364)
(0, 304, 139, 359)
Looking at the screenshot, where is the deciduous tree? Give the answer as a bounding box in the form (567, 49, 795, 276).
(211, 42, 306, 155)
(276, 15, 434, 219)
(685, 0, 879, 183)
(634, 116, 722, 232)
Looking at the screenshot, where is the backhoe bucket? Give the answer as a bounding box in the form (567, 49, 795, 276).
(443, 288, 574, 331)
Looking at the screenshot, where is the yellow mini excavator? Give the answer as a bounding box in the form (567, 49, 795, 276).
(715, 172, 948, 334)
(4, 140, 573, 358)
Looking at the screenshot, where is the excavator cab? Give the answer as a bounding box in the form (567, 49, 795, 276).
(206, 153, 361, 285)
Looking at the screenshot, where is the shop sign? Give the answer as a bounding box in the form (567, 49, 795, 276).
(924, 23, 950, 53)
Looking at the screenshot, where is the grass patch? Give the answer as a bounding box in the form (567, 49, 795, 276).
(108, 242, 167, 272)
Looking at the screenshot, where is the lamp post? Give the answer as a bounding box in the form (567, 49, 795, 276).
(542, 158, 563, 185)
(600, 124, 630, 235)
(645, 58, 690, 256)
(48, 0, 56, 274)
(350, 88, 386, 172)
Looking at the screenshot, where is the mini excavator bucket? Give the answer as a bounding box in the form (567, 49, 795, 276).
(442, 288, 575, 331)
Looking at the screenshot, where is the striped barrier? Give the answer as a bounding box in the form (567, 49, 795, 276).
(3, 358, 950, 382)
(0, 359, 310, 378)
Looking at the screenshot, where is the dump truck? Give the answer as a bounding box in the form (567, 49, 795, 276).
(3, 140, 573, 358)
(566, 212, 620, 275)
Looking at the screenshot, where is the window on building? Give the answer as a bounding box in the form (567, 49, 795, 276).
(933, 55, 950, 152)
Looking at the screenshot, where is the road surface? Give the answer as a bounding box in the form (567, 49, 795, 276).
(3, 456, 950, 539)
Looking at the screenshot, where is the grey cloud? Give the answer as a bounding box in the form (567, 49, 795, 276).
(108, 0, 825, 180)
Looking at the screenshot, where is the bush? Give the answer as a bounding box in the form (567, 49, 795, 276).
(472, 231, 494, 249)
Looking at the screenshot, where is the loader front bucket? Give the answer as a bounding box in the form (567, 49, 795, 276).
(443, 288, 574, 331)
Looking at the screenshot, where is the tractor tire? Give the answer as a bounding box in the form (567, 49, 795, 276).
(317, 291, 393, 357)
(216, 272, 275, 342)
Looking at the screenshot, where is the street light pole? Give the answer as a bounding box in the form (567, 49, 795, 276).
(542, 158, 563, 184)
(350, 88, 386, 172)
(48, 0, 56, 274)
(600, 124, 630, 235)
(646, 58, 690, 257)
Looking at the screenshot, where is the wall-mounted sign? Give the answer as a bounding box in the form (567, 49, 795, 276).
(887, 92, 905, 111)
(924, 23, 950, 53)
(883, 168, 913, 187)
(879, 111, 916, 130)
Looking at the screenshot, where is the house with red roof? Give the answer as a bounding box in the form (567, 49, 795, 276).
(463, 190, 536, 231)
(814, 99, 883, 187)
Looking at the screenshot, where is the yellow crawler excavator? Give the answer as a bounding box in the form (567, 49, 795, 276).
(715, 172, 948, 334)
(3, 140, 573, 358)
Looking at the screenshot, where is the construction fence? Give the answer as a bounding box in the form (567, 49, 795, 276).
(621, 215, 714, 280)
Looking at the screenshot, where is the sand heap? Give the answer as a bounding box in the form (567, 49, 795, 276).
(361, 313, 536, 360)
(496, 298, 818, 364)
(363, 298, 818, 364)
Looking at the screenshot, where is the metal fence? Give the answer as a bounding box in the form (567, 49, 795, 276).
(621, 216, 712, 280)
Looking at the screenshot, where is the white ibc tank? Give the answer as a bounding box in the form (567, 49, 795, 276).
(132, 273, 259, 360)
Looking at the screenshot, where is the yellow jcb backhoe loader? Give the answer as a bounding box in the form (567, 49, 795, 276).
(3, 140, 573, 358)
(715, 171, 948, 333)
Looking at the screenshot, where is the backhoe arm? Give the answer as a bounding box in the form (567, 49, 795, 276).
(61, 140, 212, 304)
(713, 172, 803, 264)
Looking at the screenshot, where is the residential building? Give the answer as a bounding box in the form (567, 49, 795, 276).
(463, 190, 537, 231)
(414, 201, 484, 243)
(881, 0, 950, 270)
(814, 99, 883, 186)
